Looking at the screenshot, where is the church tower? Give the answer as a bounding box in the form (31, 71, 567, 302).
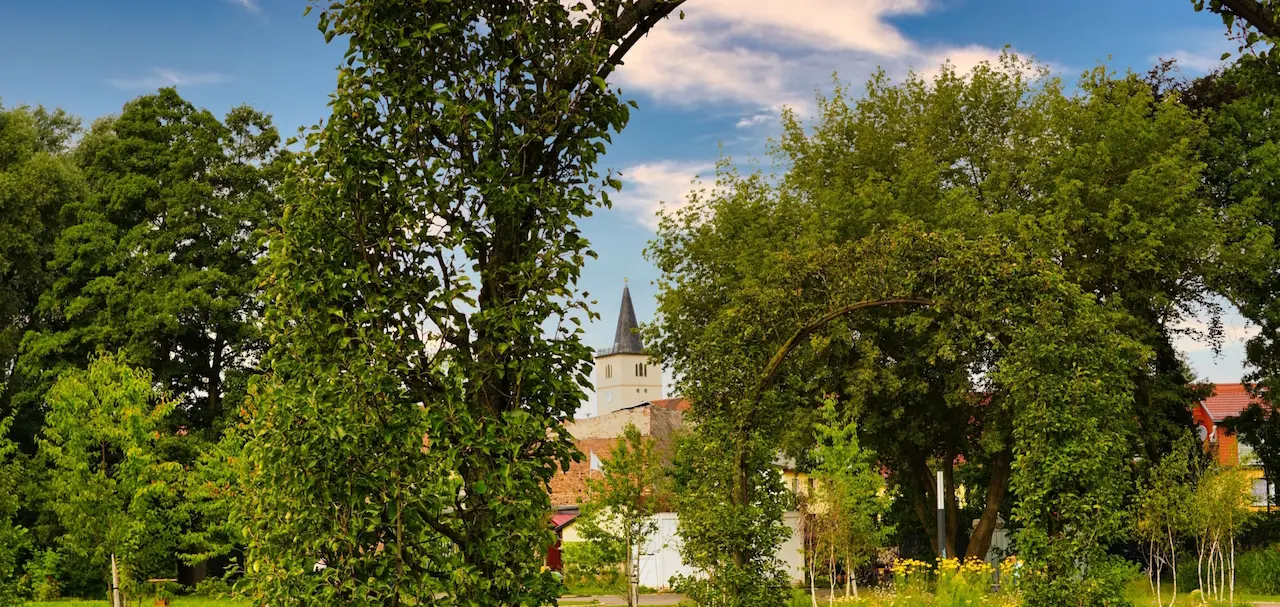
(595, 282, 662, 416)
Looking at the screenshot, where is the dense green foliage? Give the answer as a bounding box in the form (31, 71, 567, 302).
(0, 88, 279, 599)
(0, 416, 24, 607)
(20, 88, 282, 433)
(561, 541, 626, 595)
(1237, 543, 1280, 594)
(763, 54, 1214, 562)
(0, 103, 82, 449)
(237, 2, 683, 606)
(645, 52, 1222, 604)
(39, 353, 178, 590)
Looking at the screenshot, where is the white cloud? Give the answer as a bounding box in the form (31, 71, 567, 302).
(1172, 315, 1260, 354)
(611, 161, 713, 229)
(228, 0, 261, 13)
(735, 112, 775, 129)
(1154, 28, 1235, 75)
(615, 0, 1027, 115)
(107, 69, 228, 90)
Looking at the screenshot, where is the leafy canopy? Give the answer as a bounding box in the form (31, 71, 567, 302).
(38, 353, 179, 584)
(238, 2, 683, 606)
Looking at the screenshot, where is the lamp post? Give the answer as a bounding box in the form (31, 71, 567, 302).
(937, 470, 946, 559)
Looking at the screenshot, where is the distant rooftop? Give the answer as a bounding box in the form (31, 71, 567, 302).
(1201, 383, 1266, 422)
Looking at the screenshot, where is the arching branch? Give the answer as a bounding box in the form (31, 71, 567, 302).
(755, 297, 934, 397)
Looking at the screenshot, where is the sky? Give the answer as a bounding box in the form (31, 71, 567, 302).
(0, 0, 1257, 414)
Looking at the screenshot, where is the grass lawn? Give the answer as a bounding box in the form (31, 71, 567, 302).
(1123, 578, 1280, 605)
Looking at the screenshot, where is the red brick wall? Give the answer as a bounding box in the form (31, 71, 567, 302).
(549, 437, 619, 507)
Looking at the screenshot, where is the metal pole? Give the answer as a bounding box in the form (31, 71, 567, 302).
(936, 470, 946, 559)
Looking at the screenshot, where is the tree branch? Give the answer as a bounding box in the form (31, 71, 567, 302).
(1212, 0, 1280, 39)
(756, 298, 934, 396)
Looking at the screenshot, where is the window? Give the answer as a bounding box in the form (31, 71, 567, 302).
(1252, 478, 1274, 506)
(605, 365, 612, 379)
(634, 363, 648, 377)
(1239, 440, 1258, 466)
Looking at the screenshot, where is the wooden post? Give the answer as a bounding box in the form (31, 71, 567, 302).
(111, 553, 122, 607)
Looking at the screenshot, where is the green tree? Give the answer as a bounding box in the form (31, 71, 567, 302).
(809, 399, 890, 599)
(649, 55, 1211, 577)
(38, 353, 178, 606)
(649, 215, 1142, 605)
(0, 103, 82, 450)
(1190, 466, 1255, 602)
(1133, 432, 1199, 607)
(0, 415, 25, 607)
(20, 88, 282, 433)
(238, 2, 684, 605)
(577, 422, 669, 607)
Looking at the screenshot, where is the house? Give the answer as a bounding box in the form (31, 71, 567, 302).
(1191, 383, 1274, 509)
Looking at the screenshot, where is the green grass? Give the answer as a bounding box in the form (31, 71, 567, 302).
(1122, 578, 1280, 605)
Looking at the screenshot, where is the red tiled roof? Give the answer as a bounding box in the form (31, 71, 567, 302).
(1201, 383, 1264, 422)
(647, 397, 690, 412)
(551, 512, 578, 530)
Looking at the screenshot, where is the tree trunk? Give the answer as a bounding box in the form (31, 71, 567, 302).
(1197, 535, 1205, 596)
(111, 553, 122, 607)
(1155, 550, 1163, 607)
(1168, 525, 1178, 607)
(624, 535, 635, 607)
(844, 553, 852, 598)
(1229, 533, 1235, 606)
(828, 542, 835, 607)
(965, 449, 1011, 560)
(808, 543, 818, 607)
(909, 464, 940, 556)
(207, 334, 223, 425)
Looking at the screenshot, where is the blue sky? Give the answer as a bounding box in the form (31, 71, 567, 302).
(0, 1, 1255, 411)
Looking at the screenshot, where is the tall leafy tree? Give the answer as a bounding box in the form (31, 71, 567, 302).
(238, 2, 684, 605)
(650, 217, 1142, 604)
(0, 103, 82, 450)
(39, 353, 179, 604)
(1183, 55, 1280, 501)
(761, 54, 1214, 558)
(20, 88, 282, 433)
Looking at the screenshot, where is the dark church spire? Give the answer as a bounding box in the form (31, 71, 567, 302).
(609, 280, 645, 355)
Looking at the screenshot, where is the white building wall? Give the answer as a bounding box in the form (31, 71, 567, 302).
(628, 511, 805, 590)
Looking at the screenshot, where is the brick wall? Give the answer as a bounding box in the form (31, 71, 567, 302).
(547, 405, 687, 507)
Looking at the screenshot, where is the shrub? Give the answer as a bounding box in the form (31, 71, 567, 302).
(935, 558, 993, 607)
(1237, 543, 1280, 594)
(192, 577, 234, 598)
(20, 549, 61, 601)
(561, 541, 624, 595)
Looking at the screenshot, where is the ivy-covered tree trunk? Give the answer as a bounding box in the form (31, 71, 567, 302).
(239, 2, 683, 606)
